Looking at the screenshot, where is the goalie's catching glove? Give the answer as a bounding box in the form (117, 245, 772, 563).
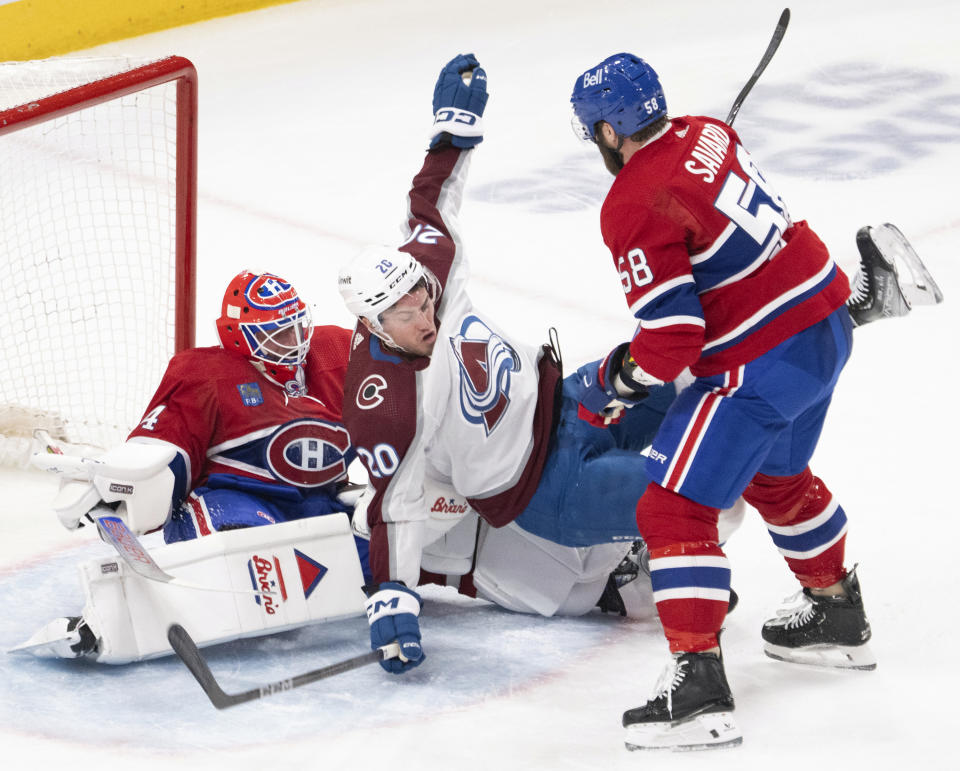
(364, 582, 425, 674)
(576, 343, 661, 428)
(430, 53, 488, 149)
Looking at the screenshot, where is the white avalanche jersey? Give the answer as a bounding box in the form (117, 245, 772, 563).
(343, 145, 561, 587)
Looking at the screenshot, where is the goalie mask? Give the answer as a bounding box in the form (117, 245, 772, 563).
(217, 271, 312, 394)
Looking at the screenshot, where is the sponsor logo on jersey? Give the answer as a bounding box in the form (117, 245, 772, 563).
(450, 315, 520, 435)
(237, 382, 264, 406)
(248, 554, 289, 615)
(356, 374, 388, 410)
(108, 483, 134, 495)
(430, 497, 470, 515)
(265, 418, 351, 487)
(294, 548, 328, 600)
(648, 448, 668, 464)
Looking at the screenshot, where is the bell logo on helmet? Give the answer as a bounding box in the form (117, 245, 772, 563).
(583, 67, 604, 88)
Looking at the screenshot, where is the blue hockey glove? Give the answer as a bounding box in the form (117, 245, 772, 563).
(576, 343, 652, 428)
(430, 53, 488, 149)
(364, 582, 425, 674)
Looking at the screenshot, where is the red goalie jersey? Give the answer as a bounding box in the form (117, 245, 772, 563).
(601, 116, 850, 380)
(127, 325, 354, 496)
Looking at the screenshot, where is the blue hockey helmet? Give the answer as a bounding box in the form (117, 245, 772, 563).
(570, 53, 666, 142)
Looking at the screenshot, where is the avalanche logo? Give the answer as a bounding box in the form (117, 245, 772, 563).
(450, 315, 520, 435)
(265, 418, 351, 487)
(356, 374, 387, 410)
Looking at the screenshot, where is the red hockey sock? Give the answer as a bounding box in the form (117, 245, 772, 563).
(744, 468, 848, 588)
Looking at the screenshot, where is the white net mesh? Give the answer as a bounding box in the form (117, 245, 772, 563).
(0, 57, 187, 459)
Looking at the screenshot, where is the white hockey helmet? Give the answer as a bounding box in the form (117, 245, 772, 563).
(338, 245, 438, 340)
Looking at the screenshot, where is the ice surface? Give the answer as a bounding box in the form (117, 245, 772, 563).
(2, 0, 959, 767)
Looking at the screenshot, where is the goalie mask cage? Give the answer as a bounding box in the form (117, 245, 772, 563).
(0, 56, 197, 463)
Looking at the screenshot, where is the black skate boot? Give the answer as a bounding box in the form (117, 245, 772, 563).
(10, 616, 97, 659)
(622, 650, 742, 751)
(598, 541, 739, 618)
(597, 541, 647, 616)
(847, 223, 943, 326)
(761, 566, 875, 670)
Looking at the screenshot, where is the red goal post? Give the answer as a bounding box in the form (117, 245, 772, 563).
(0, 56, 197, 463)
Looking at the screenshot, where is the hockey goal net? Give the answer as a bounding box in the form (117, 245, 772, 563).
(0, 56, 197, 465)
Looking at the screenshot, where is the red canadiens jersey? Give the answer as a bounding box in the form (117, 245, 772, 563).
(601, 116, 850, 380)
(343, 145, 560, 587)
(128, 325, 353, 492)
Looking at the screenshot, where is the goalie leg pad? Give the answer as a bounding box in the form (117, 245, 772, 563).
(77, 513, 366, 663)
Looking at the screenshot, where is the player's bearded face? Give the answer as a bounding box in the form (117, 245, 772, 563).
(596, 128, 625, 176)
(380, 287, 437, 357)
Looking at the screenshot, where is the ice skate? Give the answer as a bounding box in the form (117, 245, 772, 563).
(847, 223, 943, 326)
(10, 616, 97, 660)
(622, 650, 742, 752)
(762, 567, 876, 670)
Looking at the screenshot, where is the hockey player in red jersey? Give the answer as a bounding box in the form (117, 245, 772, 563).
(128, 270, 359, 545)
(570, 53, 880, 750)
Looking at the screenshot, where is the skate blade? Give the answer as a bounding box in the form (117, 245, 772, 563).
(624, 711, 742, 752)
(764, 641, 877, 671)
(872, 223, 944, 306)
(7, 619, 82, 659)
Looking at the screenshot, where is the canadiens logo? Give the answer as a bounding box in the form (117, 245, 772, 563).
(248, 554, 289, 614)
(450, 315, 520, 435)
(265, 418, 351, 487)
(356, 374, 387, 410)
(244, 274, 298, 312)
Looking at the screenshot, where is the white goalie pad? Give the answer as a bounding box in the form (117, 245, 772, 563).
(472, 522, 630, 617)
(76, 514, 366, 663)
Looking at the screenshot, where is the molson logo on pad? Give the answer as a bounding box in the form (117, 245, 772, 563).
(247, 554, 288, 615)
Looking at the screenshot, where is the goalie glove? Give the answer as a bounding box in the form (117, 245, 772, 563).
(364, 582, 425, 674)
(33, 442, 178, 533)
(576, 343, 662, 428)
(430, 53, 488, 149)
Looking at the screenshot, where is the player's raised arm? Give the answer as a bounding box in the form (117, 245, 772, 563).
(399, 53, 488, 310)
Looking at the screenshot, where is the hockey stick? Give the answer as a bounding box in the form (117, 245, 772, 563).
(725, 8, 791, 126)
(94, 511, 275, 596)
(167, 623, 401, 709)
